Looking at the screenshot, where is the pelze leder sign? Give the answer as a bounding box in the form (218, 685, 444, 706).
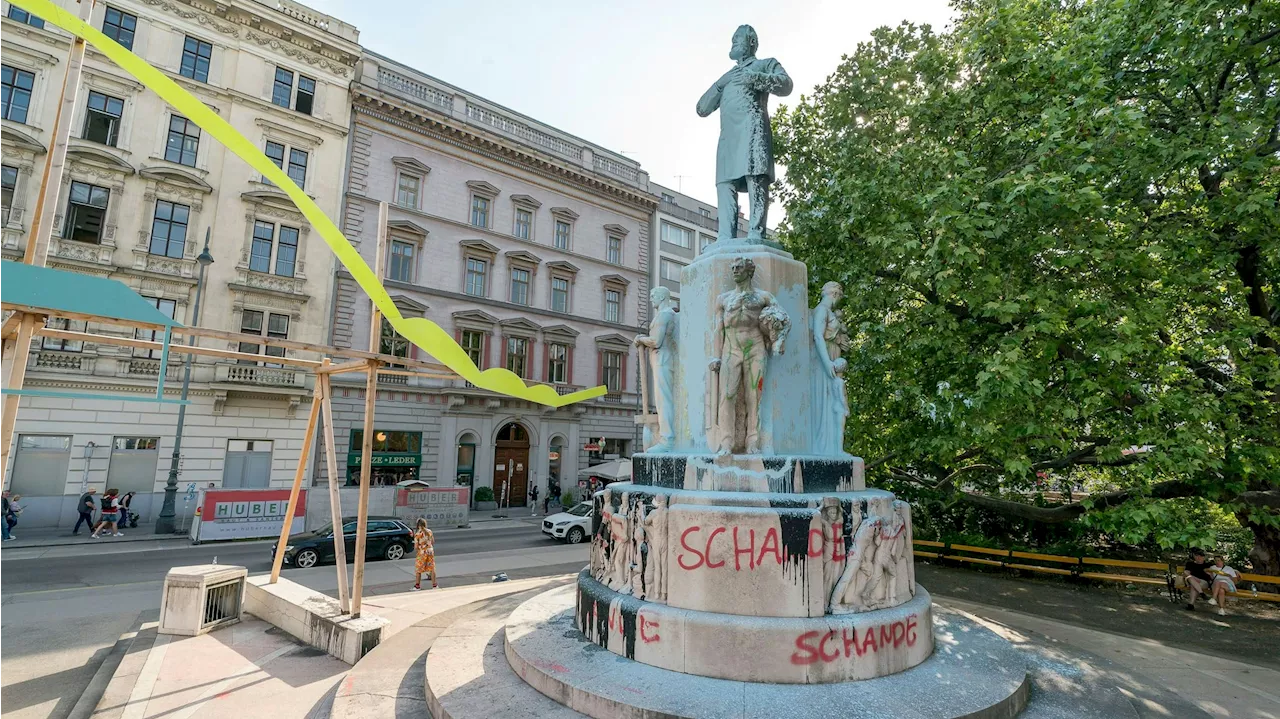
(396, 487, 469, 528)
(189, 489, 307, 542)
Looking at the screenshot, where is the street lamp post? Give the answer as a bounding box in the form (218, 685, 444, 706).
(156, 230, 213, 534)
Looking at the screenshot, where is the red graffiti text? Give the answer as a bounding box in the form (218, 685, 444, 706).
(789, 615, 919, 666)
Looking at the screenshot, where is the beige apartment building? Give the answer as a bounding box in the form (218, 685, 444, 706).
(1, 0, 359, 527)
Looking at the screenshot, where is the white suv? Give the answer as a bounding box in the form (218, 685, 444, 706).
(541, 502, 593, 544)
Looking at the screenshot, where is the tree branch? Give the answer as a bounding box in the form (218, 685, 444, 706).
(1237, 490, 1280, 511)
(954, 478, 1203, 524)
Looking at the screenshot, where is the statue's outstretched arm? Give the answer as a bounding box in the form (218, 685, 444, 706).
(696, 78, 724, 117)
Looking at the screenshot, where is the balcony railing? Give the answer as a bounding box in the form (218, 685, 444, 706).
(34, 351, 85, 371)
(378, 373, 409, 385)
(215, 364, 306, 388)
(123, 357, 179, 378)
(660, 199, 720, 233)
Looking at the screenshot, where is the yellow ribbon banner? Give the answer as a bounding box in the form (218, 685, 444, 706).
(12, 0, 606, 407)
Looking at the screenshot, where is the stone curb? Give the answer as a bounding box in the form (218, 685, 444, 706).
(329, 576, 575, 719)
(72, 609, 161, 719)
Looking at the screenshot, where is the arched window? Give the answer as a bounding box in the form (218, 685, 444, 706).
(497, 423, 528, 443)
(548, 436, 564, 495)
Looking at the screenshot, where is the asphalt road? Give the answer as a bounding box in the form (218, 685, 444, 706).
(0, 523, 556, 595)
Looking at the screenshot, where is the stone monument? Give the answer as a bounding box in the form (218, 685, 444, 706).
(453, 24, 1076, 719)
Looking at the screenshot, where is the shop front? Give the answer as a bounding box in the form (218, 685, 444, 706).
(347, 429, 423, 486)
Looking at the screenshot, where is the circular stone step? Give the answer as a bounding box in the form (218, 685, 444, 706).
(505, 584, 1031, 719)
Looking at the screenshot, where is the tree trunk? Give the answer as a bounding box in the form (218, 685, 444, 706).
(1236, 510, 1280, 583)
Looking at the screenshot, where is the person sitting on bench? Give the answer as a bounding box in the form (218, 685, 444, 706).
(1208, 555, 1242, 616)
(1183, 548, 1214, 611)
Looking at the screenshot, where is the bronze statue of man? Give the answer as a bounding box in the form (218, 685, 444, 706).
(696, 24, 793, 243)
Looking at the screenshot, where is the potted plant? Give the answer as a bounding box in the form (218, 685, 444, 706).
(474, 485, 497, 511)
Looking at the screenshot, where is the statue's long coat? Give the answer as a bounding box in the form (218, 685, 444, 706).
(696, 56, 793, 187)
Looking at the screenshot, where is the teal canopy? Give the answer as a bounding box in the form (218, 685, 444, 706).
(1, 260, 182, 328)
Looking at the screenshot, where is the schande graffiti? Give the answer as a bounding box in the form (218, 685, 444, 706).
(676, 522, 847, 571)
(789, 614, 920, 665)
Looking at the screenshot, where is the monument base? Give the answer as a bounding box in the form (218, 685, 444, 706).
(632, 453, 864, 492)
(504, 584, 1031, 719)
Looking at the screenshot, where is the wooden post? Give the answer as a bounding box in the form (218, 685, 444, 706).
(269, 387, 322, 583)
(24, 0, 96, 267)
(318, 364, 351, 613)
(0, 313, 37, 477)
(351, 201, 388, 617)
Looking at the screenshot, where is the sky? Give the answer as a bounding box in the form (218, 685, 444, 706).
(307, 0, 957, 208)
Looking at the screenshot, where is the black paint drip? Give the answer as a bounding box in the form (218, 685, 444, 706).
(618, 596, 639, 659)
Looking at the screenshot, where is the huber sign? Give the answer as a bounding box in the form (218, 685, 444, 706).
(188, 488, 306, 543)
(396, 486, 469, 528)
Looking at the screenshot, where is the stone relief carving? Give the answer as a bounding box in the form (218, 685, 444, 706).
(811, 281, 849, 455)
(610, 492, 634, 594)
(827, 500, 914, 614)
(708, 257, 789, 455)
(635, 286, 678, 452)
(244, 30, 353, 77)
(642, 494, 668, 602)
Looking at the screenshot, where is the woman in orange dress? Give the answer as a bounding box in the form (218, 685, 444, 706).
(412, 517, 437, 590)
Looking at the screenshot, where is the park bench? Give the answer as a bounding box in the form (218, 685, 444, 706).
(913, 540, 1280, 603)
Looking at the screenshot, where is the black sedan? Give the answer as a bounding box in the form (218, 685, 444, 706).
(272, 516, 414, 569)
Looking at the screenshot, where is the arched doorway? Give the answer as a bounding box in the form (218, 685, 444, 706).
(548, 435, 565, 504)
(494, 422, 530, 507)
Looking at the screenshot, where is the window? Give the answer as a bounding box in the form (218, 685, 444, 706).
(83, 91, 124, 146)
(237, 310, 288, 365)
(275, 226, 299, 276)
(551, 277, 569, 313)
(553, 220, 570, 250)
(607, 235, 622, 264)
(249, 221, 300, 276)
(179, 36, 212, 82)
(114, 437, 158, 450)
(602, 351, 622, 392)
(271, 67, 293, 108)
(514, 208, 532, 240)
(134, 297, 176, 358)
(464, 258, 487, 297)
(7, 6, 43, 28)
(509, 267, 530, 306)
(470, 195, 489, 228)
(660, 192, 675, 203)
(165, 115, 199, 166)
(661, 221, 694, 249)
(148, 200, 189, 258)
(295, 75, 315, 115)
(351, 430, 421, 453)
(2, 65, 35, 123)
(506, 336, 527, 377)
(63, 181, 109, 243)
(461, 330, 484, 367)
(700, 234, 716, 252)
(396, 173, 419, 209)
(389, 240, 414, 283)
(262, 141, 305, 188)
(605, 289, 621, 323)
(548, 343, 567, 384)
(456, 437, 476, 485)
(42, 317, 85, 352)
(380, 318, 410, 363)
(660, 257, 684, 283)
(270, 67, 315, 114)
(101, 7, 136, 50)
(250, 221, 273, 273)
(287, 148, 307, 189)
(1, 165, 16, 225)
(698, 207, 711, 217)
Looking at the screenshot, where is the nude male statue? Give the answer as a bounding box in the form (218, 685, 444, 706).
(635, 287, 679, 451)
(708, 257, 788, 455)
(829, 514, 881, 614)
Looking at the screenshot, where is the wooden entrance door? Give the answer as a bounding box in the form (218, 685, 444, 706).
(494, 422, 530, 507)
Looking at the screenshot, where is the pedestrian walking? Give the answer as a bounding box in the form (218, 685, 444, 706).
(411, 517, 438, 591)
(72, 488, 98, 535)
(119, 491, 137, 529)
(528, 485, 539, 516)
(91, 489, 124, 538)
(5, 493, 22, 539)
(2, 491, 15, 541)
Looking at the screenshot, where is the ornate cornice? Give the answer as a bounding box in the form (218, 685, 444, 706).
(352, 97, 658, 214)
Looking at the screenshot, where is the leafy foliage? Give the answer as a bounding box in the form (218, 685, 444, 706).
(774, 0, 1280, 570)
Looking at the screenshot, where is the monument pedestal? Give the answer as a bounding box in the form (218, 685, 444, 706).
(633, 452, 864, 493)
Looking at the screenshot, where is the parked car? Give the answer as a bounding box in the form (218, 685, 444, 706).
(542, 502, 593, 544)
(272, 516, 413, 569)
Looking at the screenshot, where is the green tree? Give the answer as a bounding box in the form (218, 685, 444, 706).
(774, 0, 1280, 571)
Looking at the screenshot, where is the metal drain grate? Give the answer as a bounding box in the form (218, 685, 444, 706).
(201, 579, 243, 630)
